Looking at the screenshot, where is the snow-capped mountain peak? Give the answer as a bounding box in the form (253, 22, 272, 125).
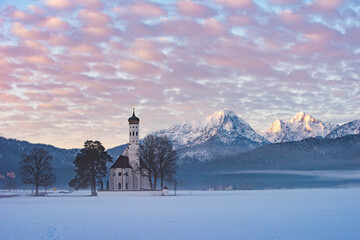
(267, 118, 284, 133)
(204, 108, 250, 130)
(153, 109, 268, 163)
(289, 112, 319, 124)
(326, 119, 360, 139)
(265, 112, 338, 143)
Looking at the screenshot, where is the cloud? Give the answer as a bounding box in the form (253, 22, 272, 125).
(128, 2, 165, 18)
(310, 0, 343, 11)
(41, 17, 69, 31)
(0, 0, 358, 148)
(177, 0, 216, 18)
(215, 0, 255, 10)
(44, 0, 75, 10)
(11, 22, 48, 40)
(78, 9, 111, 26)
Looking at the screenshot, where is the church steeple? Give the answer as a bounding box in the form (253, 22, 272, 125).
(128, 108, 140, 146)
(128, 108, 140, 124)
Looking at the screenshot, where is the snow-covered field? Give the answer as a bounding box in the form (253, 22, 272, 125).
(1, 188, 360, 240)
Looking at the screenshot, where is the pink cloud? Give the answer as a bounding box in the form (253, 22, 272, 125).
(177, 0, 216, 18)
(44, 0, 75, 10)
(28, 5, 45, 14)
(11, 22, 48, 40)
(129, 3, 165, 18)
(10, 10, 32, 21)
(0, 94, 23, 103)
(80, 25, 115, 40)
(48, 34, 78, 47)
(228, 14, 254, 25)
(78, 9, 111, 26)
(278, 10, 303, 23)
(215, 0, 255, 9)
(76, 0, 103, 9)
(40, 17, 69, 31)
(119, 59, 160, 75)
(129, 39, 165, 62)
(270, 0, 298, 4)
(92, 63, 117, 75)
(202, 18, 226, 36)
(310, 0, 343, 11)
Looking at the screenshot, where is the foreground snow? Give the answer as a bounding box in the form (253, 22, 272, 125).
(1, 188, 360, 240)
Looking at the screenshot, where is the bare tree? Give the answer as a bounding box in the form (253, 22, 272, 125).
(157, 136, 177, 189)
(140, 135, 159, 190)
(140, 134, 178, 190)
(19, 148, 55, 196)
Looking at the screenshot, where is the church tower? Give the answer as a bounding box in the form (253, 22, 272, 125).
(128, 108, 140, 189)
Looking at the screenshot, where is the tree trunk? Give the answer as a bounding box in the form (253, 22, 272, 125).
(35, 184, 39, 196)
(148, 174, 153, 190)
(91, 152, 97, 196)
(153, 176, 157, 190)
(160, 174, 164, 189)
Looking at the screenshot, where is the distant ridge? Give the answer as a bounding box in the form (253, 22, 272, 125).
(326, 119, 360, 139)
(153, 108, 269, 163)
(265, 112, 338, 143)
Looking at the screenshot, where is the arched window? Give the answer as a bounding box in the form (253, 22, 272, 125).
(129, 132, 131, 136)
(118, 172, 122, 176)
(133, 132, 135, 136)
(118, 182, 121, 190)
(136, 132, 138, 136)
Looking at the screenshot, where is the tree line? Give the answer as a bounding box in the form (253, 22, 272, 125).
(16, 135, 177, 196)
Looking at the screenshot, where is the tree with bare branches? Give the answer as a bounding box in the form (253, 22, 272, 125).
(19, 147, 55, 196)
(140, 134, 177, 190)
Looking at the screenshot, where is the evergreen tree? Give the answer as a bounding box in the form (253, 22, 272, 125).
(69, 140, 112, 196)
(19, 147, 55, 196)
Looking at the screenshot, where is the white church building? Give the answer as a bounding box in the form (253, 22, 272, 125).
(109, 109, 150, 191)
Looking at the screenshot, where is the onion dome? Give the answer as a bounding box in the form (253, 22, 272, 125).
(128, 108, 140, 124)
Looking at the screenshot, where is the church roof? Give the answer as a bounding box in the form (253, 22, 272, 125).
(111, 155, 132, 169)
(128, 109, 140, 124)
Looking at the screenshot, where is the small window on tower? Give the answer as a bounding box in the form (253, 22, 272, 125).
(129, 132, 131, 136)
(133, 132, 135, 136)
(118, 172, 122, 176)
(136, 132, 138, 136)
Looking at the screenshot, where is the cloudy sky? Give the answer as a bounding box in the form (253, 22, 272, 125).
(0, 0, 359, 149)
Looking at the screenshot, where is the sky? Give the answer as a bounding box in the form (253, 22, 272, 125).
(0, 0, 359, 149)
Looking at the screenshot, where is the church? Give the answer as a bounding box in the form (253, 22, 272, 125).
(109, 109, 151, 191)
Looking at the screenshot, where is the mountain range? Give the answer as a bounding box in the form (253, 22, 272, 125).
(0, 109, 359, 188)
(153, 109, 268, 163)
(264, 112, 339, 143)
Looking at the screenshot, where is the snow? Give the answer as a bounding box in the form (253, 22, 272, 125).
(265, 112, 339, 143)
(326, 119, 360, 139)
(154, 108, 267, 147)
(1, 188, 360, 240)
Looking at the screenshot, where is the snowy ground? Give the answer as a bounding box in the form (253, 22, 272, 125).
(1, 188, 360, 240)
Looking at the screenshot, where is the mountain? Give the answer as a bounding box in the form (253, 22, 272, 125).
(0, 136, 128, 189)
(153, 109, 269, 163)
(326, 119, 360, 139)
(265, 112, 338, 143)
(222, 134, 360, 170)
(176, 134, 360, 189)
(0, 137, 79, 188)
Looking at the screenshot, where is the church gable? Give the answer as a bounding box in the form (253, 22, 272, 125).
(111, 155, 132, 169)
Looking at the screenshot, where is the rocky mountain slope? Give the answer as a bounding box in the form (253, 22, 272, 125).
(326, 119, 360, 139)
(265, 112, 338, 143)
(153, 109, 269, 163)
